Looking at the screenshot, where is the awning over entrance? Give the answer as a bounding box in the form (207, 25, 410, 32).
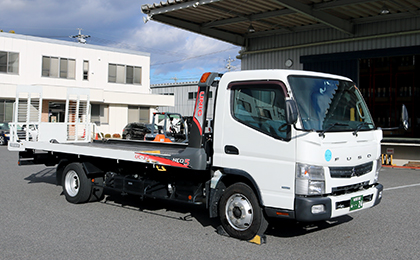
(141, 0, 420, 46)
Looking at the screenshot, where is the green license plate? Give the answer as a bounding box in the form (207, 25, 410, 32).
(350, 195, 363, 211)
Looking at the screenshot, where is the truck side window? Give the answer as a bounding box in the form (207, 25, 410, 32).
(230, 82, 290, 141)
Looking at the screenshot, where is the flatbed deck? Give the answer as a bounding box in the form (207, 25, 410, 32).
(19, 138, 190, 168)
(75, 139, 187, 155)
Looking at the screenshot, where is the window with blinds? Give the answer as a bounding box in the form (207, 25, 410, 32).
(0, 51, 19, 74)
(108, 63, 142, 85)
(128, 106, 149, 123)
(42, 56, 75, 79)
(91, 104, 109, 125)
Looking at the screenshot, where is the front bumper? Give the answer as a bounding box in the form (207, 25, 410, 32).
(293, 183, 383, 222)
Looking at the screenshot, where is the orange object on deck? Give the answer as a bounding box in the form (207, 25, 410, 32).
(153, 134, 172, 143)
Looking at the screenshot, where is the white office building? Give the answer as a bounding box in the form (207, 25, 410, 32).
(0, 32, 174, 136)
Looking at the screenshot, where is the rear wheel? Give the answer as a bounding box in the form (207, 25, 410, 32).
(126, 133, 132, 140)
(218, 182, 268, 240)
(62, 163, 91, 204)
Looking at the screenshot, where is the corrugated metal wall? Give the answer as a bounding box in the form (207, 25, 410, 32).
(241, 16, 420, 140)
(241, 16, 420, 76)
(151, 83, 215, 119)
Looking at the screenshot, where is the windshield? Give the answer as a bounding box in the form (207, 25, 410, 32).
(288, 75, 374, 132)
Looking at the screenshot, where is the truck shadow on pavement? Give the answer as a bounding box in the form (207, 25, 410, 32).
(265, 216, 353, 238)
(24, 167, 57, 185)
(24, 168, 354, 239)
(102, 190, 354, 239)
(102, 190, 219, 229)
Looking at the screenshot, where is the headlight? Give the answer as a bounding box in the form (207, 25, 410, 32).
(296, 163, 325, 195)
(4, 133, 10, 137)
(374, 158, 381, 184)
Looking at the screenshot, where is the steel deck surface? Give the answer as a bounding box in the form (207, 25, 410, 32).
(70, 139, 187, 155)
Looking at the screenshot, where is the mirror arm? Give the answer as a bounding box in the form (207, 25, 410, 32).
(380, 104, 409, 131)
(292, 123, 313, 132)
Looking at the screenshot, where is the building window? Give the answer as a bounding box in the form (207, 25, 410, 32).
(42, 56, 52, 77)
(188, 92, 196, 100)
(60, 58, 68, 78)
(42, 56, 75, 79)
(188, 91, 212, 100)
(0, 100, 14, 122)
(126, 65, 134, 84)
(128, 106, 149, 123)
(116, 64, 125, 83)
(68, 59, 75, 79)
(0, 51, 19, 74)
(83, 60, 89, 80)
(133, 67, 141, 84)
(108, 63, 142, 85)
(108, 64, 116, 83)
(91, 104, 109, 125)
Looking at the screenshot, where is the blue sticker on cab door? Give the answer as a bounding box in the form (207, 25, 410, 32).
(325, 149, 332, 162)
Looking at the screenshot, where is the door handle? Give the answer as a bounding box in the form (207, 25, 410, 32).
(225, 145, 239, 155)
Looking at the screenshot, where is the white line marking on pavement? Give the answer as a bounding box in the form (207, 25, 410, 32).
(384, 183, 420, 191)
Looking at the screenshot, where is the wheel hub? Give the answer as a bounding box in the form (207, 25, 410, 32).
(225, 193, 253, 231)
(233, 207, 242, 218)
(64, 170, 80, 197)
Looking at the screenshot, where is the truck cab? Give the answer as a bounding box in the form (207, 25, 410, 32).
(210, 70, 382, 236)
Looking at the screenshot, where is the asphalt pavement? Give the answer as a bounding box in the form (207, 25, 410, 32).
(1, 146, 419, 259)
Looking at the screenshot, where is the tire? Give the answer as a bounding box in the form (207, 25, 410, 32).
(0, 135, 5, 145)
(218, 182, 268, 240)
(126, 133, 132, 140)
(62, 163, 92, 204)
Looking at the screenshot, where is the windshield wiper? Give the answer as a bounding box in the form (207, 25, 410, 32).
(353, 122, 374, 136)
(319, 123, 349, 137)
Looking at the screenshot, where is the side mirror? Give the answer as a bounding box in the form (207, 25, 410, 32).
(286, 99, 298, 125)
(401, 104, 409, 130)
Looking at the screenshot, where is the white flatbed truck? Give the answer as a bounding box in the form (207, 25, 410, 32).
(9, 70, 384, 242)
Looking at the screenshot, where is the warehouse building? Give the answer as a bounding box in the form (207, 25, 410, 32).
(141, 0, 420, 163)
(151, 81, 217, 119)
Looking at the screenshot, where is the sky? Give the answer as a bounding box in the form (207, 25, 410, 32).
(0, 0, 241, 84)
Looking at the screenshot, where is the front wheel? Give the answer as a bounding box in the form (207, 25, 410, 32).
(218, 182, 268, 240)
(62, 163, 92, 204)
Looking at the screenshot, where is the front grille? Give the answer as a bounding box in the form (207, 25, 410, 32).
(332, 181, 370, 194)
(329, 162, 373, 178)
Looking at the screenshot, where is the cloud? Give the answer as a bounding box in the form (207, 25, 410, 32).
(120, 22, 240, 79)
(1, 0, 140, 35)
(0, 0, 241, 83)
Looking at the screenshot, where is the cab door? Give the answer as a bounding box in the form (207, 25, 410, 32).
(214, 80, 296, 210)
